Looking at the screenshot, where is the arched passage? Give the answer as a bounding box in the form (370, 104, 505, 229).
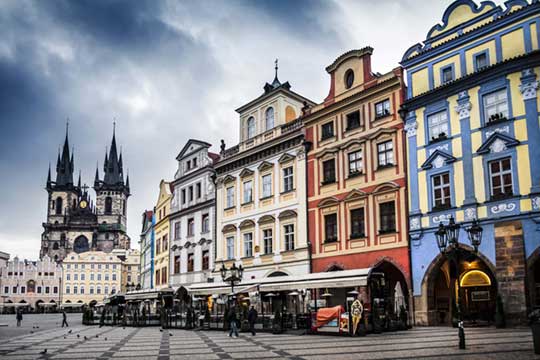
(370, 260, 410, 319)
(73, 235, 89, 253)
(422, 246, 497, 326)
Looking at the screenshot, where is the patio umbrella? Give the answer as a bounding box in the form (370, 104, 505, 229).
(394, 282, 405, 314)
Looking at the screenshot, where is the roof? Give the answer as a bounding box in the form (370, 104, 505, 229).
(325, 47, 373, 73)
(235, 82, 316, 114)
(175, 139, 212, 161)
(208, 152, 220, 164)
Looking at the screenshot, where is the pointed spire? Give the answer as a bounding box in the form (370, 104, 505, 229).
(126, 169, 130, 190)
(46, 163, 52, 188)
(77, 170, 81, 189)
(55, 121, 74, 186)
(271, 58, 281, 88)
(94, 162, 100, 187)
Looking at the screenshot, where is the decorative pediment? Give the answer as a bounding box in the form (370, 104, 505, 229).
(315, 147, 339, 159)
(340, 138, 365, 150)
(421, 150, 457, 170)
(344, 189, 368, 201)
(373, 182, 400, 193)
(278, 153, 295, 164)
(222, 224, 237, 233)
(476, 133, 520, 154)
(317, 197, 340, 208)
(198, 238, 207, 245)
(239, 168, 254, 178)
(239, 219, 255, 229)
(366, 127, 396, 140)
(221, 175, 236, 184)
(278, 210, 297, 220)
(258, 215, 275, 224)
(258, 161, 274, 172)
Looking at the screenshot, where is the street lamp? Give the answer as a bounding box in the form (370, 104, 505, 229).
(435, 216, 483, 350)
(219, 262, 244, 302)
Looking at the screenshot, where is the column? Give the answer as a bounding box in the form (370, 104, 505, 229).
(405, 115, 422, 233)
(520, 69, 540, 195)
(455, 91, 477, 207)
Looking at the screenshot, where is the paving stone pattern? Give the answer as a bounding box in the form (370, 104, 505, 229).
(0, 326, 538, 359)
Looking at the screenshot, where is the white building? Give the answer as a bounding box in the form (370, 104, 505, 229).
(169, 140, 219, 288)
(139, 210, 154, 289)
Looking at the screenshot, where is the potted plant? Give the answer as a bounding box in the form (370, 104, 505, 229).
(495, 295, 506, 328)
(529, 309, 540, 354)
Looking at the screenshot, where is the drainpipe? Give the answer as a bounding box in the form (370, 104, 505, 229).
(303, 139, 313, 274)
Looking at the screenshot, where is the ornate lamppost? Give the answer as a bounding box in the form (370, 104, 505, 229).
(219, 262, 244, 304)
(435, 217, 483, 349)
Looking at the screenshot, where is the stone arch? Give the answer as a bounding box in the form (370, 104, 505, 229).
(266, 270, 290, 278)
(325, 262, 346, 272)
(239, 219, 255, 229)
(527, 246, 540, 308)
(73, 235, 90, 253)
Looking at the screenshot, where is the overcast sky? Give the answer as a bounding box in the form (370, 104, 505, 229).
(0, 0, 507, 260)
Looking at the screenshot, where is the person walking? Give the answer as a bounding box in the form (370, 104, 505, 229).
(16, 310, 23, 327)
(228, 306, 239, 338)
(61, 310, 69, 327)
(248, 306, 258, 336)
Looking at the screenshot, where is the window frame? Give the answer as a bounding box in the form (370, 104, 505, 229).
(473, 50, 489, 72)
(283, 166, 294, 193)
(440, 64, 455, 84)
(247, 116, 255, 139)
(350, 208, 365, 238)
(377, 140, 394, 168)
(263, 228, 273, 255)
(324, 213, 338, 243)
(348, 149, 363, 177)
(322, 158, 336, 184)
(243, 180, 253, 204)
(243, 232, 253, 258)
(431, 172, 452, 210)
(262, 174, 272, 198)
(284, 224, 295, 251)
(379, 201, 396, 234)
(427, 110, 449, 141)
(321, 121, 335, 141)
(226, 186, 235, 208)
(265, 107, 274, 131)
(483, 88, 509, 124)
(488, 157, 513, 199)
(226, 236, 235, 260)
(374, 99, 391, 119)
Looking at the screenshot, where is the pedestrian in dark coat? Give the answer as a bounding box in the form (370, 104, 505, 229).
(61, 310, 69, 327)
(16, 310, 23, 327)
(247, 306, 258, 336)
(228, 307, 239, 338)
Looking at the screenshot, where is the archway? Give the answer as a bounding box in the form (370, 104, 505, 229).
(370, 260, 410, 320)
(423, 247, 496, 326)
(73, 235, 90, 253)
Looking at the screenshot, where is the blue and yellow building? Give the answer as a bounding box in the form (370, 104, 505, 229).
(401, 0, 540, 325)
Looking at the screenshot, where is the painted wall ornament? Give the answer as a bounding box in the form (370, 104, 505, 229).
(491, 202, 516, 214)
(405, 121, 418, 137)
(486, 126, 510, 138)
(489, 138, 507, 153)
(455, 101, 472, 119)
(532, 197, 540, 211)
(433, 214, 452, 223)
(410, 217, 421, 230)
(464, 207, 477, 221)
(519, 80, 539, 101)
(432, 155, 446, 169)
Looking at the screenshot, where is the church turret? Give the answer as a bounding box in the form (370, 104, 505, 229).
(55, 126, 75, 187)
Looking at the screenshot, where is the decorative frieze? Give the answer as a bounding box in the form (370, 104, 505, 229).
(491, 202, 516, 214)
(455, 101, 472, 120)
(404, 121, 418, 137)
(519, 80, 539, 101)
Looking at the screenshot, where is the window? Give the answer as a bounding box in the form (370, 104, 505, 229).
(53, 286, 58, 294)
(432, 173, 451, 209)
(155, 269, 160, 285)
(324, 214, 338, 243)
(226, 186, 234, 208)
(161, 268, 167, 285)
(475, 52, 488, 70)
(187, 160, 192, 171)
(73, 285, 78, 295)
(202, 250, 210, 270)
(105, 286, 109, 295)
(193, 157, 197, 168)
(65, 286, 70, 294)
(489, 157, 513, 199)
(226, 236, 235, 260)
(112, 273, 117, 281)
(284, 224, 295, 251)
(97, 286, 102, 294)
(377, 140, 394, 167)
(262, 174, 272, 198)
(321, 122, 334, 140)
(263, 229, 273, 255)
(187, 218, 194, 237)
(187, 254, 194, 272)
(484, 89, 508, 123)
(97, 273, 102, 281)
(66, 274, 71, 281)
(247, 116, 255, 139)
(346, 111, 361, 130)
(156, 239, 161, 255)
(428, 111, 449, 140)
(105, 273, 109, 281)
(90, 272, 95, 280)
(375, 99, 390, 118)
(80, 273, 85, 281)
(189, 186, 193, 202)
(441, 66, 454, 83)
(243, 233, 253, 257)
(379, 201, 396, 233)
(265, 107, 274, 130)
(105, 196, 113, 215)
(80, 286, 84, 295)
(3, 286, 8, 294)
(345, 69, 354, 89)
(196, 183, 201, 199)
(90, 286, 94, 294)
(55, 197, 63, 215)
(243, 181, 253, 204)
(181, 189, 186, 204)
(350, 208, 365, 238)
(74, 273, 78, 281)
(174, 222, 181, 240)
(162, 234, 168, 252)
(348, 150, 363, 176)
(283, 167, 294, 192)
(21, 286, 26, 294)
(202, 214, 210, 233)
(322, 159, 336, 184)
(174, 255, 181, 274)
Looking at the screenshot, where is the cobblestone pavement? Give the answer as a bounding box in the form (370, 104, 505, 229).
(0, 325, 538, 359)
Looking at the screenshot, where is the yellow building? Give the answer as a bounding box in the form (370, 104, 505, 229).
(61, 251, 122, 306)
(154, 180, 172, 289)
(401, 0, 540, 325)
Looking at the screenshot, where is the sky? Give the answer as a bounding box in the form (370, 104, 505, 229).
(0, 0, 507, 260)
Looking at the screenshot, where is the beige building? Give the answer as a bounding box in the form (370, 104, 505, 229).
(214, 68, 315, 281)
(113, 248, 141, 292)
(0, 255, 62, 311)
(62, 251, 122, 306)
(154, 180, 172, 289)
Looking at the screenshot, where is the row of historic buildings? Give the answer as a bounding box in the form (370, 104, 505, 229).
(140, 0, 540, 326)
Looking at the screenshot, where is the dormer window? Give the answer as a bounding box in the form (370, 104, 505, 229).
(265, 107, 274, 131)
(247, 117, 255, 139)
(345, 69, 354, 89)
(441, 65, 454, 84)
(474, 52, 488, 71)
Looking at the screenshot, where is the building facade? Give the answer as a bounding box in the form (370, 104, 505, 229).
(154, 180, 172, 289)
(112, 249, 141, 292)
(169, 140, 219, 289)
(41, 128, 130, 262)
(401, 0, 540, 325)
(62, 251, 122, 305)
(0, 255, 63, 310)
(214, 69, 315, 281)
(139, 210, 155, 289)
(304, 48, 410, 308)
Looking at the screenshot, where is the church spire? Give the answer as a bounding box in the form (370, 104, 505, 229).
(46, 163, 52, 189)
(77, 170, 81, 189)
(94, 163, 100, 188)
(95, 122, 129, 197)
(55, 121, 74, 187)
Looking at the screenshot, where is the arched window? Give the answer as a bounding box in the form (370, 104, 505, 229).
(105, 197, 113, 215)
(247, 117, 255, 139)
(55, 197, 63, 215)
(265, 107, 274, 131)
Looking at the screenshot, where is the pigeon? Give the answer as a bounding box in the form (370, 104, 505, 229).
(169, 333, 173, 337)
(95, 335, 99, 338)
(68, 330, 72, 334)
(77, 334, 80, 338)
(159, 329, 163, 332)
(64, 336, 66, 339)
(36, 326, 39, 329)
(84, 336, 87, 340)
(105, 337, 107, 341)
(123, 327, 125, 330)
(30, 331, 34, 334)
(39, 349, 47, 354)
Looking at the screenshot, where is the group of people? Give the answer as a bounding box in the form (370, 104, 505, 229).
(227, 305, 258, 338)
(14, 309, 69, 327)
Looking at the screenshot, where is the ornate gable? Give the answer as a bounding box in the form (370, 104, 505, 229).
(239, 168, 254, 178)
(257, 161, 274, 172)
(278, 153, 295, 164)
(476, 133, 520, 154)
(344, 189, 368, 201)
(421, 150, 457, 170)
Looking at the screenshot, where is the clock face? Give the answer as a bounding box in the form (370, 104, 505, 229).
(79, 200, 88, 209)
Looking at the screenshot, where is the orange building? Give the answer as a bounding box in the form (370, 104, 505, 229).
(304, 48, 411, 310)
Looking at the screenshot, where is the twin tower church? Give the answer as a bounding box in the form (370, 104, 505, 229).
(40, 126, 131, 262)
